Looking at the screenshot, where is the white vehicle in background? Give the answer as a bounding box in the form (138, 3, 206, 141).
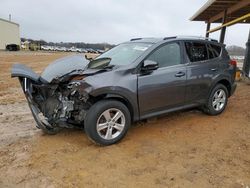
(97, 49, 105, 54)
(41, 45, 96, 53)
(54, 46, 60, 51)
(68, 47, 77, 52)
(41, 45, 52, 51)
(55, 47, 67, 52)
(60, 47, 67, 52)
(80, 48, 87, 53)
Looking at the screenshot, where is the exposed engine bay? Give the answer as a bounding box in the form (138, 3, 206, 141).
(32, 80, 91, 128)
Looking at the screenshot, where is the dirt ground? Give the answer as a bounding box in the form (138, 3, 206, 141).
(0, 51, 250, 188)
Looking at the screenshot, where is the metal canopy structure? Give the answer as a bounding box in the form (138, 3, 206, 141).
(190, 0, 250, 77)
(190, 0, 250, 23)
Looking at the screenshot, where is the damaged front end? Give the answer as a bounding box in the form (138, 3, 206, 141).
(33, 80, 92, 127)
(16, 74, 93, 133)
(11, 55, 97, 133)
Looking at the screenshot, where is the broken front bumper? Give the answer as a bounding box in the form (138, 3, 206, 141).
(18, 77, 53, 130)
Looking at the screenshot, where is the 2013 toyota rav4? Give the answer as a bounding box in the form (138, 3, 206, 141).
(11, 36, 237, 145)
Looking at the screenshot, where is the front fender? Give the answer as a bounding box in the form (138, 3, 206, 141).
(89, 86, 139, 121)
(11, 64, 40, 82)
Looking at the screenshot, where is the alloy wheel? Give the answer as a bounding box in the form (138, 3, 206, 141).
(212, 89, 226, 111)
(96, 108, 126, 140)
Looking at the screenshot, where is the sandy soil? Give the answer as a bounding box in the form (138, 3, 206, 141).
(0, 51, 250, 188)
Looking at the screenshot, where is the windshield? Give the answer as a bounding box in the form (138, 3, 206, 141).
(96, 43, 152, 66)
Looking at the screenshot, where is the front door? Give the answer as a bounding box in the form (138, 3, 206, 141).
(138, 42, 187, 118)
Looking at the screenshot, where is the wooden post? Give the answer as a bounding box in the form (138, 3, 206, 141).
(243, 29, 250, 77)
(206, 22, 211, 38)
(220, 10, 227, 43)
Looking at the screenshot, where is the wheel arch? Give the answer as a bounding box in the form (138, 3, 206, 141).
(88, 88, 139, 122)
(209, 77, 232, 98)
(217, 79, 231, 96)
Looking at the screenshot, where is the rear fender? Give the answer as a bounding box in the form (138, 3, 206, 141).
(207, 76, 232, 99)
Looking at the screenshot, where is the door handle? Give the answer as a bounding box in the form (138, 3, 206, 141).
(210, 68, 217, 71)
(175, 72, 185, 77)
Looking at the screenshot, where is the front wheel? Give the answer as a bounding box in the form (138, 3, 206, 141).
(203, 84, 228, 115)
(84, 100, 131, 146)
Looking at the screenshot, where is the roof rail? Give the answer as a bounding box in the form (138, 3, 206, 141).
(163, 36, 177, 40)
(130, 38, 142, 41)
(176, 35, 218, 42)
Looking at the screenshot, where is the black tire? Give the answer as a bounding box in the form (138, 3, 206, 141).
(203, 84, 228, 115)
(84, 100, 131, 146)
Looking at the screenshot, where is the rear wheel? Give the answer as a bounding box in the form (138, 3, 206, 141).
(84, 100, 131, 146)
(203, 84, 228, 115)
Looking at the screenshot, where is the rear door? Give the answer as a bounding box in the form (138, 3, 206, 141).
(184, 41, 220, 103)
(138, 42, 187, 118)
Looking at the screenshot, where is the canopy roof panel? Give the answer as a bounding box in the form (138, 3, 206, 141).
(190, 0, 250, 23)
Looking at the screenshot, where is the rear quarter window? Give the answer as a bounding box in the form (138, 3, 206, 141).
(207, 44, 215, 59)
(210, 44, 221, 58)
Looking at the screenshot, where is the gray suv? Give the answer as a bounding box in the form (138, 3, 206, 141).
(12, 36, 237, 145)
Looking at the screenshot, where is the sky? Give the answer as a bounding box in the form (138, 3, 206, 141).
(0, 0, 249, 47)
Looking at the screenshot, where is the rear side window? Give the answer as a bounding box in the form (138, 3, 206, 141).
(210, 44, 221, 57)
(146, 42, 181, 68)
(207, 44, 215, 59)
(207, 44, 222, 59)
(185, 42, 208, 62)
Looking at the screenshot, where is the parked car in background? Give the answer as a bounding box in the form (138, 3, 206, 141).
(79, 48, 88, 53)
(96, 49, 105, 54)
(41, 45, 53, 51)
(11, 36, 236, 146)
(40, 45, 100, 54)
(6, 44, 20, 51)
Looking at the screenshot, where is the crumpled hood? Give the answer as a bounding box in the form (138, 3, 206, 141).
(41, 55, 90, 83)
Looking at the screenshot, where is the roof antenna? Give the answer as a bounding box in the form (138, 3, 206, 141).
(9, 14, 11, 21)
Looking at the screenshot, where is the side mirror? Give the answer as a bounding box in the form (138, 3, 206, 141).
(141, 60, 159, 73)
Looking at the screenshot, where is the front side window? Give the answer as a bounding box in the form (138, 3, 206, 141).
(185, 42, 208, 62)
(146, 43, 181, 68)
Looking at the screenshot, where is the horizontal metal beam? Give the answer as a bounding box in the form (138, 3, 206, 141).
(207, 13, 250, 33)
(208, 0, 250, 23)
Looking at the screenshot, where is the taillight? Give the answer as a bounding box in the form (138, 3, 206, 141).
(230, 60, 237, 67)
